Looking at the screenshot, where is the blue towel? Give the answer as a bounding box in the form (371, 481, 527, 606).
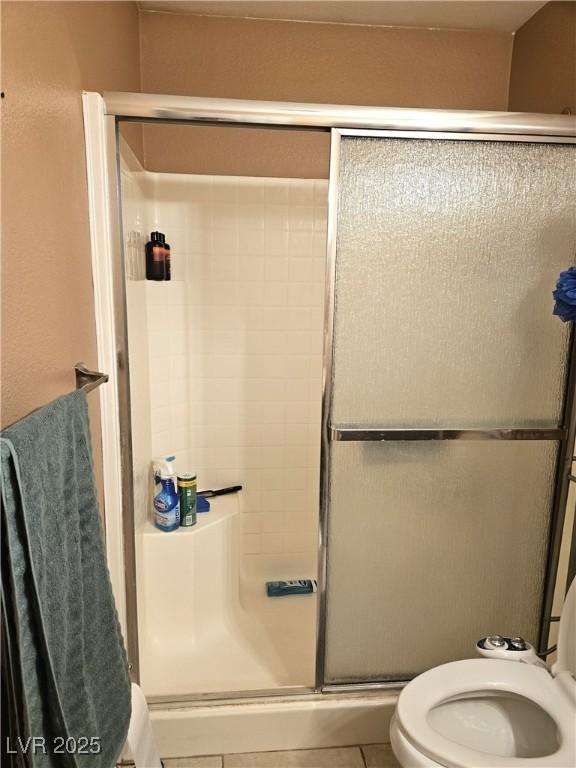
(1, 391, 131, 768)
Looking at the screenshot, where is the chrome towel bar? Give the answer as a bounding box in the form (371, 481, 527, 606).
(331, 427, 566, 442)
(75, 362, 109, 393)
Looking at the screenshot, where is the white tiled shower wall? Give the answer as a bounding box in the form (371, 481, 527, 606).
(121, 145, 328, 559)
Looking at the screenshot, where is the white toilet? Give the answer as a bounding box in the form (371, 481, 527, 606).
(390, 579, 576, 767)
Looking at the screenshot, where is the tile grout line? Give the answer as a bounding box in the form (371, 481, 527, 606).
(164, 744, 403, 768)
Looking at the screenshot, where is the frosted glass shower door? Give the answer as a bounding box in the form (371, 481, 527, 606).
(323, 133, 576, 685)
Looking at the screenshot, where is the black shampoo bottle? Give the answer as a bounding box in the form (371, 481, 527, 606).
(146, 231, 165, 280)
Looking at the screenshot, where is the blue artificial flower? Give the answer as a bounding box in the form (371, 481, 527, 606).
(553, 267, 576, 322)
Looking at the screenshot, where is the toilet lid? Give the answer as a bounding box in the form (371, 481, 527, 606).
(556, 576, 575, 676)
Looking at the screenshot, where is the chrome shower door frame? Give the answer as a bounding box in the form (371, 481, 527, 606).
(317, 126, 576, 691)
(97, 92, 576, 702)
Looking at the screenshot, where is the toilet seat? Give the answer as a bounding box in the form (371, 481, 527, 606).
(395, 658, 575, 768)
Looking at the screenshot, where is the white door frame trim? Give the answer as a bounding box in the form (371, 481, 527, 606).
(82, 91, 127, 639)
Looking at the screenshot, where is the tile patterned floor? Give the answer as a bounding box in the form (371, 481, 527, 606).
(361, 745, 401, 768)
(163, 744, 400, 768)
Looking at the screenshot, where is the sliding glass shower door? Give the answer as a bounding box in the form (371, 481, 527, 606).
(322, 133, 576, 685)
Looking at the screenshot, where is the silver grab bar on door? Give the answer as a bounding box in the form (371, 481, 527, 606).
(331, 426, 566, 441)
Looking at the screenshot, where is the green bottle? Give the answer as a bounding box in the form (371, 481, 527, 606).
(178, 473, 197, 527)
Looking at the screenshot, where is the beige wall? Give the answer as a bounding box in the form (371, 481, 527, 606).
(1, 2, 141, 501)
(509, 1, 576, 115)
(139, 11, 513, 177)
(139, 124, 330, 179)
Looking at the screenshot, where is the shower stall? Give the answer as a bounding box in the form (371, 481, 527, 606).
(83, 93, 576, 754)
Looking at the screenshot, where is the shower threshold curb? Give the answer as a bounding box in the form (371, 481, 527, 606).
(148, 690, 398, 758)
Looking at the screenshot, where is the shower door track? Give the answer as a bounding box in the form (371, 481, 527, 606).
(144, 683, 406, 711)
(145, 684, 404, 708)
(90, 91, 576, 704)
(102, 93, 575, 137)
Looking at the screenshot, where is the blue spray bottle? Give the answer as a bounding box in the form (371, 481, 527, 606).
(153, 456, 180, 532)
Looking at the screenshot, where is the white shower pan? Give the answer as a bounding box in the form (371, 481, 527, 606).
(138, 494, 317, 697)
(137, 496, 398, 756)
